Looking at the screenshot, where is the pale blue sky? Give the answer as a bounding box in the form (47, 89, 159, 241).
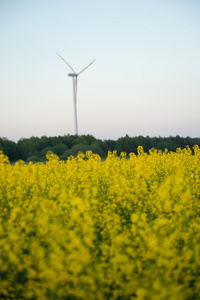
(0, 0, 200, 142)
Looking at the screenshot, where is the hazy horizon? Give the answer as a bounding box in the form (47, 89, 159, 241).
(1, 133, 200, 145)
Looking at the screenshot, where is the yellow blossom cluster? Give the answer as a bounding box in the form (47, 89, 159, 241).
(0, 146, 200, 300)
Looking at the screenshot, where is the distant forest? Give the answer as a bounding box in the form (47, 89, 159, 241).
(1, 135, 200, 162)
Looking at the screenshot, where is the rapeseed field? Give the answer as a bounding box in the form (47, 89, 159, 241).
(0, 146, 200, 300)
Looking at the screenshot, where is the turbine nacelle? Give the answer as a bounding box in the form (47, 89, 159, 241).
(68, 73, 78, 77)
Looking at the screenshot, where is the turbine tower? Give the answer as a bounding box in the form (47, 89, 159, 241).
(57, 53, 95, 135)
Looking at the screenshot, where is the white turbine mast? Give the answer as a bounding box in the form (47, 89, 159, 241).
(57, 53, 95, 136)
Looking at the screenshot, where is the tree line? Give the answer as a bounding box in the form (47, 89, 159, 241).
(0, 134, 200, 162)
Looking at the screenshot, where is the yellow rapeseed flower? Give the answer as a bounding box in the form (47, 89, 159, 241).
(0, 147, 200, 299)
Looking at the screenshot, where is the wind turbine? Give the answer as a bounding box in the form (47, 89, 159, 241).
(57, 53, 95, 136)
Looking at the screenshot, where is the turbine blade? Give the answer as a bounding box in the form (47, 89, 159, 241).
(57, 53, 76, 73)
(77, 59, 96, 75)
